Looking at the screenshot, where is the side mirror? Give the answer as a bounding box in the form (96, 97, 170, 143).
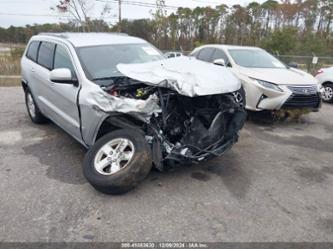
(288, 62, 298, 69)
(50, 68, 77, 85)
(213, 58, 226, 67)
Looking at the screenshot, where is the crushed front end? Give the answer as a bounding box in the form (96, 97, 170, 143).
(88, 57, 247, 170)
(101, 79, 246, 169)
(147, 88, 246, 168)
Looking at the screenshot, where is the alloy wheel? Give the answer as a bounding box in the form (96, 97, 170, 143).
(322, 86, 333, 101)
(93, 138, 135, 175)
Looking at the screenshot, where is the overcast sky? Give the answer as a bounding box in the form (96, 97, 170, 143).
(0, 0, 266, 28)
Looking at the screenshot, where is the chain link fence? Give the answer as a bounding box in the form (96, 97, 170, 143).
(276, 54, 333, 74)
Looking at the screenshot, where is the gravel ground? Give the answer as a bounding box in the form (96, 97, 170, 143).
(0, 87, 333, 242)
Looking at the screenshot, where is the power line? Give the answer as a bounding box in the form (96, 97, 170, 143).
(96, 0, 179, 10)
(189, 0, 223, 5)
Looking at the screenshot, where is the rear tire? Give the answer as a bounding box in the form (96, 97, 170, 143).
(322, 83, 333, 103)
(24, 88, 48, 124)
(83, 129, 153, 195)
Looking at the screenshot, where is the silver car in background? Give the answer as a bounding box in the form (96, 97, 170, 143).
(164, 51, 183, 58)
(21, 33, 246, 194)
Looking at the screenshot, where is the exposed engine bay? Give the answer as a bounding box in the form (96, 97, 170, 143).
(100, 76, 246, 170)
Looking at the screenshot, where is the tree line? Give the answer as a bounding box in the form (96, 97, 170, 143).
(0, 0, 332, 56)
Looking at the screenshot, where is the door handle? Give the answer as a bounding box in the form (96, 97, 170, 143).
(31, 68, 35, 73)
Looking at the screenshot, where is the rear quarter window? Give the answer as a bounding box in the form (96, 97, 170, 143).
(26, 41, 40, 62)
(37, 42, 56, 70)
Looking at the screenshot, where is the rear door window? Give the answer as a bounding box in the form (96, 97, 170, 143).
(197, 48, 215, 62)
(26, 41, 40, 62)
(37, 41, 56, 70)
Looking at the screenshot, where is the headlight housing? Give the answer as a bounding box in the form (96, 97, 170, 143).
(252, 78, 283, 92)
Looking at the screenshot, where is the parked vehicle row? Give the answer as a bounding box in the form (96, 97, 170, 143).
(21, 33, 246, 194)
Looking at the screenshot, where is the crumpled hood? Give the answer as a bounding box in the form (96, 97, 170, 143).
(117, 57, 241, 97)
(238, 67, 318, 85)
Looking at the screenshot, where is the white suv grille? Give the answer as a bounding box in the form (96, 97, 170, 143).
(287, 85, 318, 95)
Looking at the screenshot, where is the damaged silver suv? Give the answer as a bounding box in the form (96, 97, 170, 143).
(21, 33, 246, 194)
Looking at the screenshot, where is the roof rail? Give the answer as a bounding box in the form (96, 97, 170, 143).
(38, 32, 129, 38)
(106, 32, 129, 36)
(38, 33, 69, 38)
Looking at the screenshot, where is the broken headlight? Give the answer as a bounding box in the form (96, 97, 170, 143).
(252, 78, 283, 92)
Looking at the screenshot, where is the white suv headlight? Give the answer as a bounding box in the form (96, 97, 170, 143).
(252, 78, 283, 92)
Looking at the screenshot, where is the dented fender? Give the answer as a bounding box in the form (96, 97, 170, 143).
(78, 83, 161, 146)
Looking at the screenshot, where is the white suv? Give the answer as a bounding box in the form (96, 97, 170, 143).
(191, 45, 321, 114)
(21, 33, 246, 194)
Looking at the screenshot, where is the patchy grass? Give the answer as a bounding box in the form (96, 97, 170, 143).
(248, 108, 313, 124)
(0, 56, 21, 75)
(0, 45, 24, 76)
(0, 76, 21, 87)
(274, 108, 313, 121)
(0, 46, 23, 86)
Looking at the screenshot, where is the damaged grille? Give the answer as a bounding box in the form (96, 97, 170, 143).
(149, 89, 246, 163)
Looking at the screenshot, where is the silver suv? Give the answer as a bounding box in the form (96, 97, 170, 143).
(21, 33, 246, 194)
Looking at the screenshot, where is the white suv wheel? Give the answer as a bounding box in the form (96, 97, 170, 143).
(322, 85, 333, 102)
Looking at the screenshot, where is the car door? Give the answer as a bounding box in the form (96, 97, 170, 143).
(23, 40, 43, 101)
(35, 41, 82, 141)
(29, 41, 55, 115)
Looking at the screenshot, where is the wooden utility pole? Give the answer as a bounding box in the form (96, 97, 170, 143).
(118, 0, 122, 32)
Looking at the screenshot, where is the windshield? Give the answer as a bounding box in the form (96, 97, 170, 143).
(77, 43, 164, 83)
(228, 49, 286, 68)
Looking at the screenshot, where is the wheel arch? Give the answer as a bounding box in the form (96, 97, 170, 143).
(94, 113, 146, 144)
(21, 79, 28, 92)
(322, 81, 333, 86)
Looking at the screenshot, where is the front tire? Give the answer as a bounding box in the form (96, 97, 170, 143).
(83, 129, 153, 195)
(24, 89, 48, 124)
(322, 83, 333, 103)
